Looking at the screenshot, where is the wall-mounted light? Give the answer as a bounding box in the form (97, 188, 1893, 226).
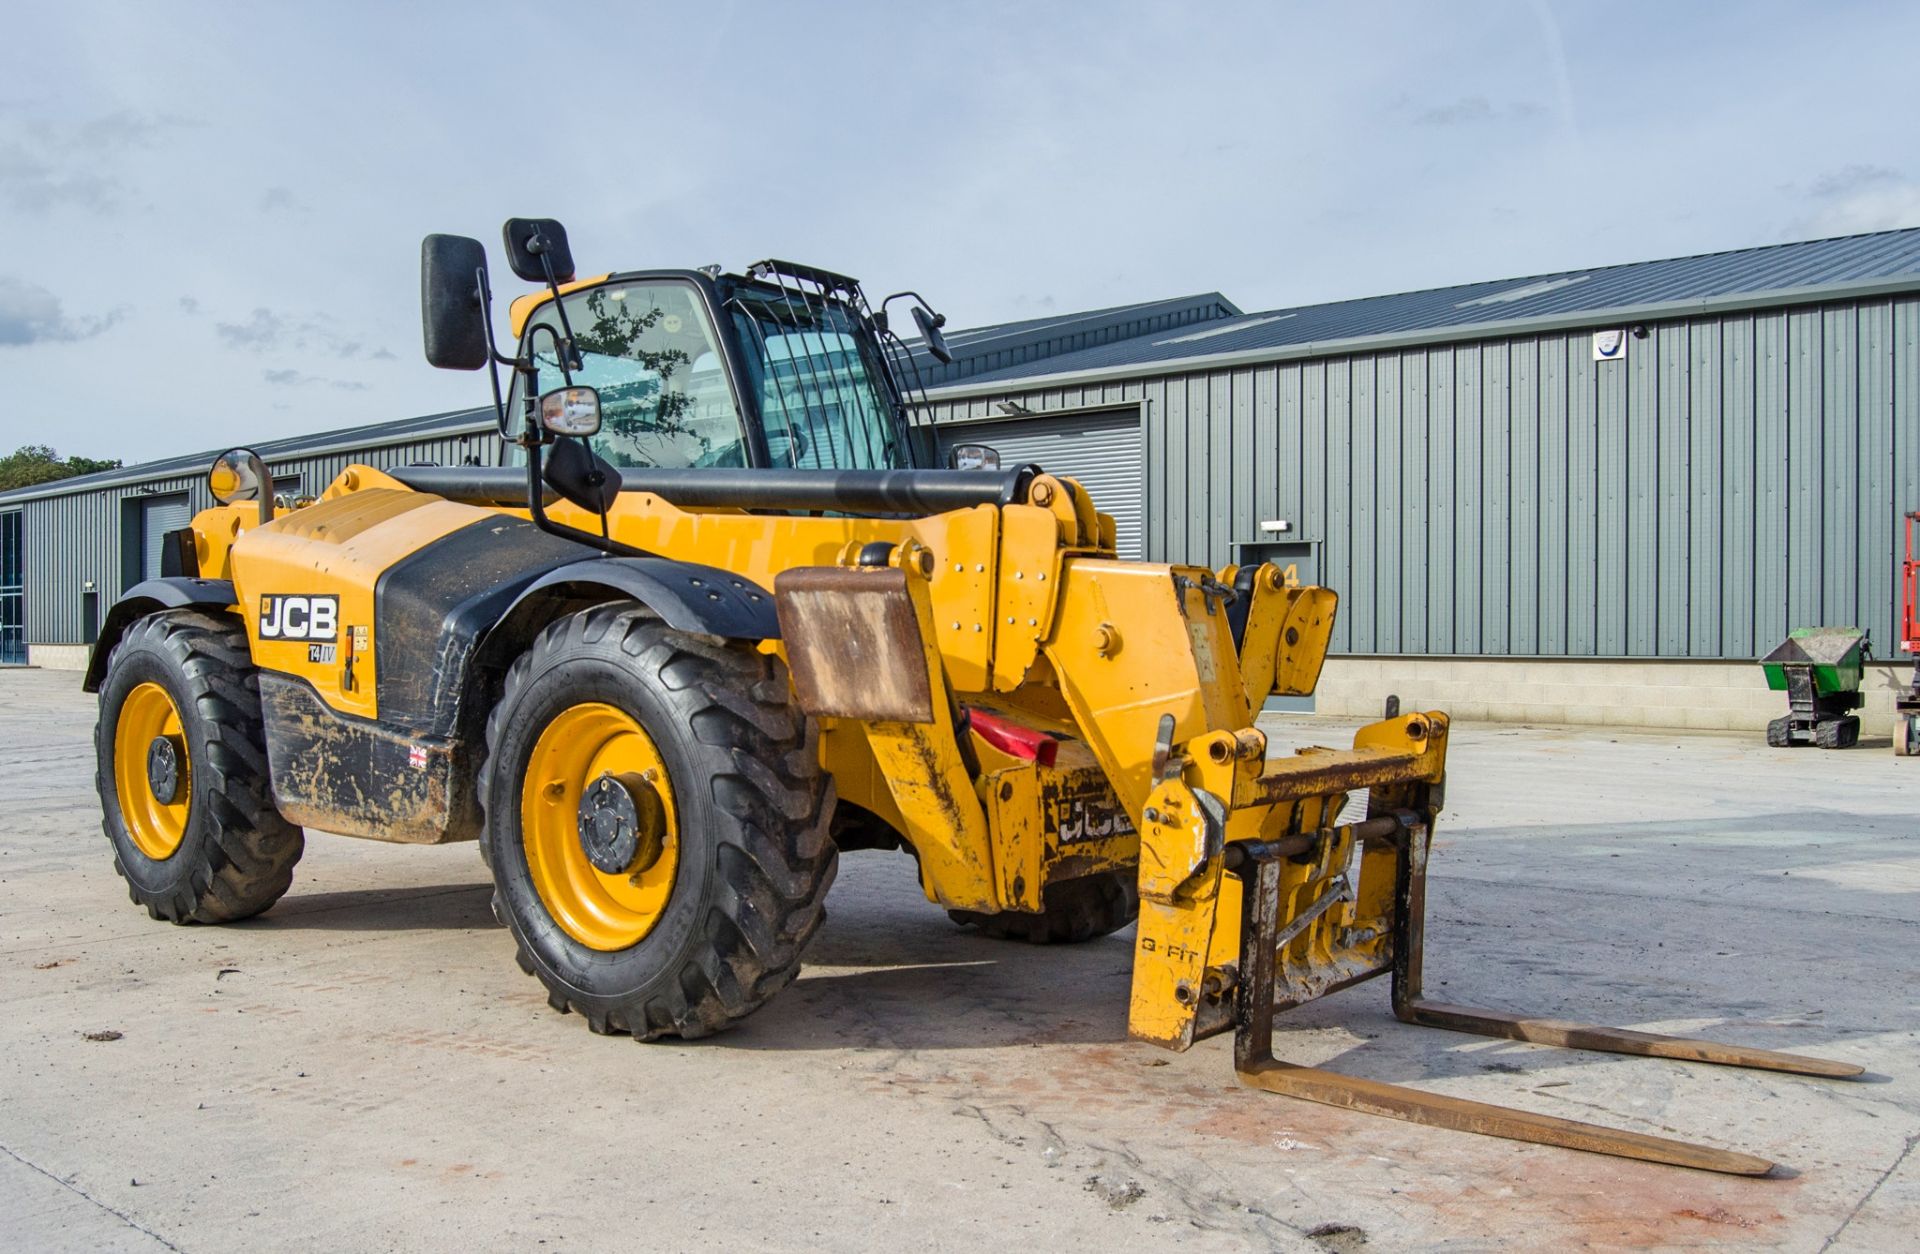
(1259, 519, 1292, 534)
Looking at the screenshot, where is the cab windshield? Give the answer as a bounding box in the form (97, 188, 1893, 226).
(523, 282, 747, 469)
(729, 290, 906, 470)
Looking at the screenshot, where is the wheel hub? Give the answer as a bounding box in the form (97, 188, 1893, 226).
(147, 734, 184, 805)
(115, 681, 192, 861)
(576, 771, 665, 875)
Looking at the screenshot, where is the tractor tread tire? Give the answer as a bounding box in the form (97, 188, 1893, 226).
(1765, 716, 1793, 748)
(948, 869, 1138, 944)
(95, 609, 304, 924)
(479, 603, 835, 1041)
(1813, 717, 1859, 750)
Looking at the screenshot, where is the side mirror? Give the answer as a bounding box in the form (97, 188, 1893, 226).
(420, 234, 490, 370)
(207, 447, 274, 528)
(539, 386, 602, 437)
(503, 218, 575, 284)
(208, 447, 266, 503)
(913, 305, 954, 365)
(947, 443, 1000, 471)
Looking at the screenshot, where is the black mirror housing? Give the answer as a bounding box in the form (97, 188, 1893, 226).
(542, 435, 622, 513)
(420, 234, 491, 370)
(503, 218, 576, 284)
(913, 305, 954, 365)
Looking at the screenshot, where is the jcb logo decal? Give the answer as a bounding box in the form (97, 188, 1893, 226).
(259, 594, 339, 642)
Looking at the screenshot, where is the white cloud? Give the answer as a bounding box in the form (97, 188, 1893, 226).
(1797, 185, 1920, 237)
(215, 306, 385, 360)
(0, 277, 123, 346)
(1789, 165, 1920, 238)
(0, 107, 190, 214)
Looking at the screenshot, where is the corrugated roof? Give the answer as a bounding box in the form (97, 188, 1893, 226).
(934, 227, 1920, 391)
(0, 406, 495, 504)
(902, 292, 1240, 389)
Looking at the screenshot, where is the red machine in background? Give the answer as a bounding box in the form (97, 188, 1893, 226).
(1898, 510, 1920, 756)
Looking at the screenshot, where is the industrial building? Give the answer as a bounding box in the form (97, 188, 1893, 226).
(6, 228, 1918, 733)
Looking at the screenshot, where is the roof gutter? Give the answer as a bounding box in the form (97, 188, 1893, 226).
(922, 274, 1920, 403)
(0, 410, 498, 506)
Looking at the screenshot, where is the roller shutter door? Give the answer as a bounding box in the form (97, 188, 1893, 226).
(141, 495, 191, 580)
(936, 408, 1143, 558)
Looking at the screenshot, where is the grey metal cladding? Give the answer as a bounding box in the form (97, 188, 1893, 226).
(13, 428, 501, 644)
(927, 295, 1916, 663)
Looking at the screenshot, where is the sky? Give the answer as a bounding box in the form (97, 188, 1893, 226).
(3, 0, 1919, 464)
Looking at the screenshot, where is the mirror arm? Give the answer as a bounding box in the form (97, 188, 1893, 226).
(522, 435, 646, 560)
(880, 290, 944, 325)
(510, 322, 577, 449)
(246, 449, 273, 529)
(474, 265, 514, 437)
(534, 248, 584, 372)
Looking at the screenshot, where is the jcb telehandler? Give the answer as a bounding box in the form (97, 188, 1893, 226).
(89, 219, 1859, 1175)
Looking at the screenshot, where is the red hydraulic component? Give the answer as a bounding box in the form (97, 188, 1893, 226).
(1902, 511, 1918, 655)
(966, 707, 1058, 767)
(1898, 511, 1920, 757)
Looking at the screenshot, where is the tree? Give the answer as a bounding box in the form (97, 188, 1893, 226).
(0, 445, 123, 491)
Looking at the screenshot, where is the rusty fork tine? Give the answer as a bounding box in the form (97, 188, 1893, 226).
(1388, 808, 1862, 1083)
(1236, 1056, 1777, 1176)
(1396, 1000, 1865, 1079)
(1228, 812, 1825, 1175)
(1389, 811, 1862, 1082)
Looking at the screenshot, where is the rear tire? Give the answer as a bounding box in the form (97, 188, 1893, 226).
(479, 602, 836, 1039)
(948, 870, 1139, 944)
(94, 610, 304, 922)
(1897, 713, 1920, 757)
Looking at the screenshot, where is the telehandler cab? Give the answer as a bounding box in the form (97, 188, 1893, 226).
(89, 218, 1860, 1174)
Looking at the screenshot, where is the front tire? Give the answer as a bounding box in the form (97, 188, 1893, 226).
(479, 603, 835, 1039)
(94, 610, 304, 922)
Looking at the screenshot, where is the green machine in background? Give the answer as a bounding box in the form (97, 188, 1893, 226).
(1760, 627, 1868, 749)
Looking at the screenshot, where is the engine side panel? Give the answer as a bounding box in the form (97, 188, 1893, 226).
(229, 488, 489, 722)
(258, 673, 474, 844)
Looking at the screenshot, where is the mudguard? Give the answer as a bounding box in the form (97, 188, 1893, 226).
(82, 577, 237, 693)
(504, 557, 781, 642)
(373, 519, 780, 742)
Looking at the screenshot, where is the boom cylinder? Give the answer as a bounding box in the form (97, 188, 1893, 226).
(391, 464, 1041, 516)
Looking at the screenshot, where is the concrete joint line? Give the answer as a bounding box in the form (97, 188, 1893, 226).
(0, 1141, 185, 1252)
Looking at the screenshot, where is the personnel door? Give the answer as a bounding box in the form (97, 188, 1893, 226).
(1235, 539, 1317, 713)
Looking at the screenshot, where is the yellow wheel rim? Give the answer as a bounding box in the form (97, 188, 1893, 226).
(114, 681, 192, 861)
(521, 702, 680, 951)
